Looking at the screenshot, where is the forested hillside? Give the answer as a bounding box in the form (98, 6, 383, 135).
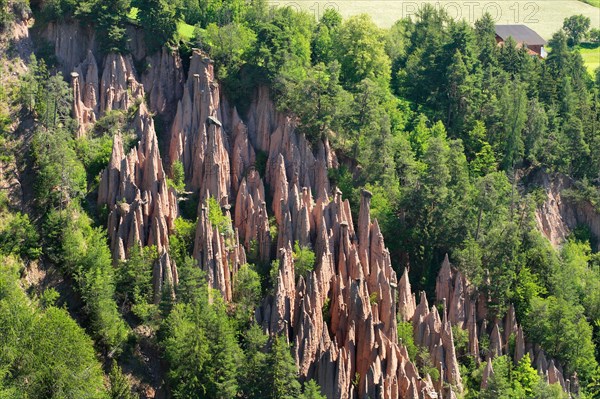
(0, 0, 599, 397)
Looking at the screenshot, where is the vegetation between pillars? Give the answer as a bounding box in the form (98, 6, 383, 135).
(0, 0, 600, 396)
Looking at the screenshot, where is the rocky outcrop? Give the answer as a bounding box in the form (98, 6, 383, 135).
(481, 358, 494, 389)
(266, 190, 437, 399)
(52, 22, 181, 301)
(168, 50, 230, 202)
(411, 291, 463, 393)
(192, 195, 246, 302)
(490, 322, 503, 357)
(99, 53, 144, 114)
(43, 21, 98, 76)
(141, 47, 184, 116)
(71, 71, 95, 138)
(70, 51, 99, 136)
(547, 360, 566, 389)
(398, 268, 416, 322)
(161, 49, 438, 398)
(467, 306, 479, 363)
(98, 103, 178, 303)
(88, 57, 573, 394)
(58, 21, 579, 396)
(436, 254, 453, 305)
(426, 255, 574, 395)
(515, 325, 525, 364)
(69, 49, 144, 135)
(42, 19, 192, 308)
(535, 172, 600, 250)
(49, 21, 182, 136)
(234, 171, 270, 264)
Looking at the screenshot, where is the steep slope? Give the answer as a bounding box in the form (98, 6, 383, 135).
(71, 43, 437, 397)
(164, 49, 439, 398)
(41, 19, 583, 396)
(534, 171, 600, 250)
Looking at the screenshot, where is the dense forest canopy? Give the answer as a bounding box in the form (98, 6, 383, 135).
(0, 0, 600, 397)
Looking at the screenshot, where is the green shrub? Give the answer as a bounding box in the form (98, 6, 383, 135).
(397, 321, 417, 360)
(161, 286, 242, 398)
(0, 108, 10, 136)
(59, 207, 130, 354)
(75, 134, 114, 183)
(452, 325, 469, 356)
(93, 110, 126, 135)
(269, 259, 280, 289)
(293, 241, 316, 280)
(0, 191, 8, 211)
(178, 190, 199, 220)
(116, 245, 157, 308)
(207, 196, 232, 235)
(12, 0, 31, 21)
(369, 291, 378, 305)
(132, 0, 177, 53)
(39, 0, 78, 21)
(169, 217, 196, 267)
(232, 264, 261, 330)
(0, 212, 41, 260)
(0, 255, 108, 398)
(255, 150, 268, 177)
(0, 0, 13, 32)
(0, 135, 11, 163)
(322, 297, 331, 325)
(108, 362, 136, 399)
(301, 379, 326, 399)
(269, 216, 278, 241)
(416, 346, 440, 382)
(167, 160, 185, 192)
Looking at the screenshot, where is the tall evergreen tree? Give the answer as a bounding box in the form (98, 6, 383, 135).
(311, 9, 341, 65)
(77, 0, 131, 52)
(203, 297, 242, 398)
(563, 116, 589, 177)
(269, 335, 301, 399)
(445, 50, 477, 135)
(241, 324, 271, 398)
(133, 0, 178, 53)
(301, 380, 326, 399)
(474, 13, 498, 68)
(498, 81, 527, 171)
(333, 14, 391, 89)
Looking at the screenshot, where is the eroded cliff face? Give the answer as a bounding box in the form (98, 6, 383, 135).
(160, 49, 439, 398)
(535, 172, 600, 250)
(98, 102, 179, 303)
(42, 21, 98, 76)
(44, 21, 183, 304)
(44, 21, 184, 131)
(52, 21, 580, 395)
(71, 51, 145, 137)
(38, 20, 190, 306)
(415, 255, 577, 396)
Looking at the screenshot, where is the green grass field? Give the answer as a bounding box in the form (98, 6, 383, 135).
(578, 43, 600, 74)
(128, 7, 196, 41)
(273, 0, 599, 40)
(130, 2, 598, 72)
(271, 0, 599, 73)
(177, 21, 196, 41)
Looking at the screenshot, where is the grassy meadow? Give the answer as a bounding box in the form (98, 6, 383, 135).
(128, 7, 196, 41)
(578, 43, 600, 74)
(128, 2, 598, 73)
(270, 0, 599, 39)
(269, 0, 598, 72)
